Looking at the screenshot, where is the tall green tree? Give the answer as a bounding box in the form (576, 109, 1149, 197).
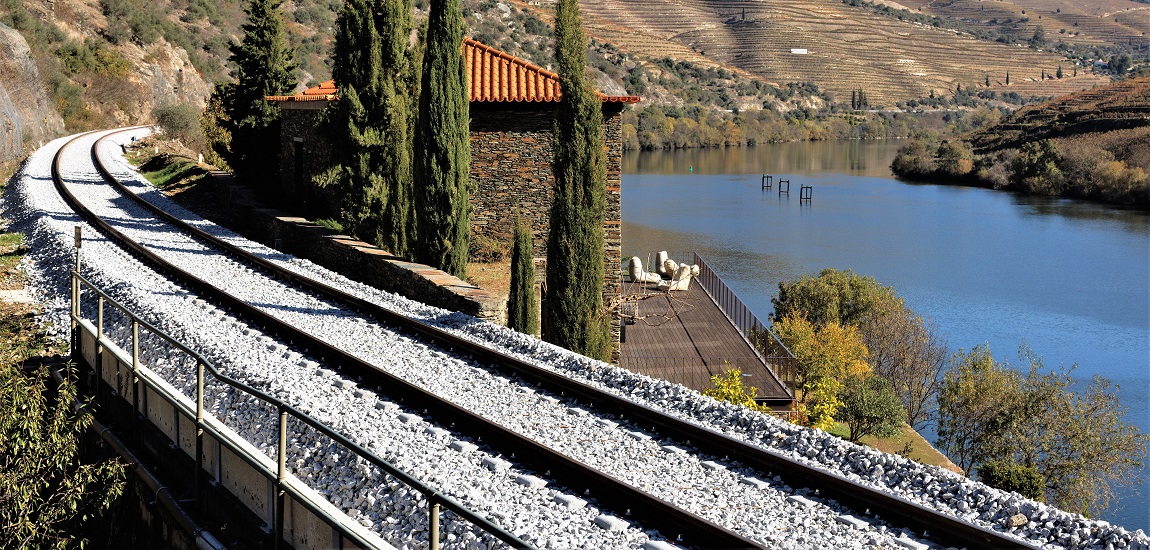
(507, 217, 539, 334)
(413, 0, 470, 277)
(543, 0, 611, 361)
(223, 0, 296, 189)
(771, 268, 899, 328)
(325, 0, 412, 255)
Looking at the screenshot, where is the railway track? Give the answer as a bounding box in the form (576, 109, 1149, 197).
(38, 127, 1048, 549)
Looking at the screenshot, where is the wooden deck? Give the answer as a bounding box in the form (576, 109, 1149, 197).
(618, 278, 793, 403)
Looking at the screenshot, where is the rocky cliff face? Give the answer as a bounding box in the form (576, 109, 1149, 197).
(0, 22, 65, 163)
(116, 40, 212, 123)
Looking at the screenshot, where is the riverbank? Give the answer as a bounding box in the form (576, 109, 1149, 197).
(890, 129, 1150, 209)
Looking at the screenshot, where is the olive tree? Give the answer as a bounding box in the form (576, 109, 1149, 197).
(937, 345, 1148, 516)
(835, 374, 906, 443)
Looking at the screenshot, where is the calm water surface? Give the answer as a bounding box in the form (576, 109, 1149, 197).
(621, 142, 1150, 532)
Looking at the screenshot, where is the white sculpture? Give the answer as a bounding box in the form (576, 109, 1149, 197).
(655, 251, 670, 278)
(662, 259, 679, 278)
(657, 263, 700, 291)
(627, 256, 661, 283)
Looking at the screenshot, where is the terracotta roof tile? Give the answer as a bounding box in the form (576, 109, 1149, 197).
(267, 38, 639, 104)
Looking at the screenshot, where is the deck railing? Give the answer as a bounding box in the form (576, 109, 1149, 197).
(693, 253, 797, 395)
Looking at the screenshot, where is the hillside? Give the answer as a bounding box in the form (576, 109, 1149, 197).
(0, 0, 1143, 149)
(570, 0, 1117, 106)
(970, 75, 1150, 151)
(892, 76, 1149, 206)
(895, 0, 1148, 50)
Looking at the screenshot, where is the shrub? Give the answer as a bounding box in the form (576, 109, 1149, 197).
(1011, 139, 1064, 195)
(468, 232, 507, 263)
(977, 459, 1044, 500)
(835, 375, 906, 443)
(891, 140, 933, 178)
(702, 369, 766, 412)
(934, 140, 974, 176)
(152, 103, 203, 147)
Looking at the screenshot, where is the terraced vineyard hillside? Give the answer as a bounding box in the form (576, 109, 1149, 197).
(970, 75, 1150, 150)
(909, 0, 1149, 49)
(571, 0, 1109, 105)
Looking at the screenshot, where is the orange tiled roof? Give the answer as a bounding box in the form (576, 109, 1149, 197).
(266, 38, 639, 104)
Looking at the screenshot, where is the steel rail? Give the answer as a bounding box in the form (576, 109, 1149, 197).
(85, 128, 1034, 549)
(65, 132, 763, 547)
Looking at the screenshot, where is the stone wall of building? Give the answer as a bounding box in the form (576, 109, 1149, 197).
(469, 103, 625, 308)
(277, 100, 626, 353)
(278, 102, 337, 219)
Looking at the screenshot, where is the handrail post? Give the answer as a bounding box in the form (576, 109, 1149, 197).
(429, 499, 441, 550)
(132, 320, 141, 447)
(71, 226, 81, 370)
(96, 295, 104, 385)
(196, 359, 206, 514)
(275, 405, 288, 549)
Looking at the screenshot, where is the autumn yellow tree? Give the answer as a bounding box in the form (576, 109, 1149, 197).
(773, 313, 870, 430)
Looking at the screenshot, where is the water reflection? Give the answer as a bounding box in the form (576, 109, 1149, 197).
(623, 140, 905, 177)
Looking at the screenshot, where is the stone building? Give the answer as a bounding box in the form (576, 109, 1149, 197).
(266, 38, 639, 345)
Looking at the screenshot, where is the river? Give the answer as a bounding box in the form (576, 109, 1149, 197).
(620, 141, 1150, 532)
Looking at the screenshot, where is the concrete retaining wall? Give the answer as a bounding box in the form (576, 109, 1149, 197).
(78, 320, 395, 550)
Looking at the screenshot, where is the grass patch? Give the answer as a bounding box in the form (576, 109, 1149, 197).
(139, 154, 209, 189)
(828, 421, 962, 474)
(0, 301, 57, 363)
(314, 218, 344, 233)
(466, 261, 512, 299)
(0, 232, 22, 249)
(0, 233, 26, 291)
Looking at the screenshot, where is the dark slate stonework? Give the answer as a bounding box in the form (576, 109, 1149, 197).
(277, 101, 337, 218)
(277, 100, 626, 355)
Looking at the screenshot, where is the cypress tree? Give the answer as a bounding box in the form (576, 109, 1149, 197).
(543, 0, 611, 361)
(328, 0, 382, 243)
(326, 0, 412, 255)
(377, 0, 414, 256)
(508, 216, 539, 335)
(225, 0, 296, 191)
(413, 0, 470, 278)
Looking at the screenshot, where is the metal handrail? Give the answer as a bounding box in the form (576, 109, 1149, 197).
(71, 267, 530, 549)
(692, 253, 797, 395)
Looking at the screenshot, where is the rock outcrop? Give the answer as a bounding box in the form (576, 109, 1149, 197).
(0, 22, 65, 163)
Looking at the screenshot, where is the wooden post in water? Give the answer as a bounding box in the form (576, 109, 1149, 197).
(800, 184, 812, 202)
(778, 179, 790, 195)
(761, 174, 772, 189)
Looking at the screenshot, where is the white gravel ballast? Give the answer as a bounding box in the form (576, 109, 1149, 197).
(3, 128, 1146, 550)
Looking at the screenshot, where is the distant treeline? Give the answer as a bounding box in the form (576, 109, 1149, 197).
(621, 105, 914, 150)
(891, 130, 1150, 208)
